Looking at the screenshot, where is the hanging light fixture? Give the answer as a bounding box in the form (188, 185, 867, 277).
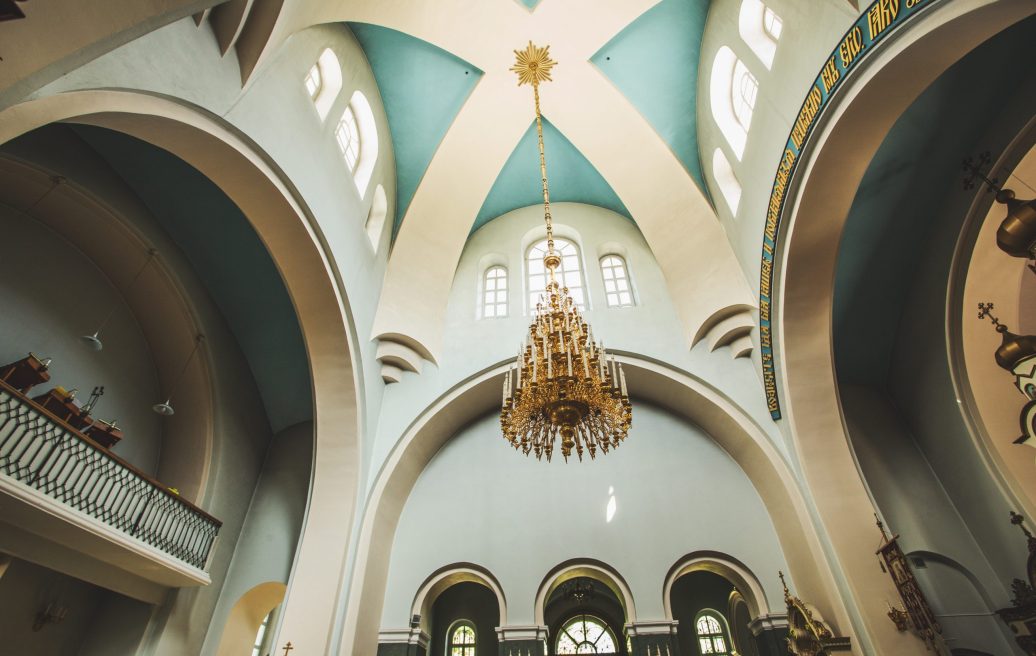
(152, 334, 204, 416)
(499, 43, 632, 462)
(81, 248, 157, 351)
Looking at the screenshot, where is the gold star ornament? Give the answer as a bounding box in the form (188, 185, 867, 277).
(511, 41, 557, 87)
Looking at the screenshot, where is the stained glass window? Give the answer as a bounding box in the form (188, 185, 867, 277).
(695, 612, 730, 655)
(555, 615, 617, 654)
(600, 255, 634, 307)
(449, 622, 476, 656)
(483, 266, 508, 318)
(527, 238, 585, 311)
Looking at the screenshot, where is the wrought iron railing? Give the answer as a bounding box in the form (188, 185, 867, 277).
(0, 380, 221, 570)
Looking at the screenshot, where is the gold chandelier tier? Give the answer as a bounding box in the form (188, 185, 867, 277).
(500, 43, 632, 462)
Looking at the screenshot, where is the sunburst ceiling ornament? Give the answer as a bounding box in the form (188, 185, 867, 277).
(500, 43, 632, 462)
(510, 41, 557, 87)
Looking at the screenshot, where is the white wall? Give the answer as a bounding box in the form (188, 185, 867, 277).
(0, 205, 162, 473)
(369, 203, 785, 489)
(381, 403, 789, 627)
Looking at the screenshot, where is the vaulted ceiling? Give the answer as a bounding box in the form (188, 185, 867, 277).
(346, 0, 711, 241)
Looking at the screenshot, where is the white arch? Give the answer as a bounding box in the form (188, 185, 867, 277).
(410, 563, 508, 636)
(0, 89, 361, 656)
(349, 90, 379, 198)
(311, 48, 343, 121)
(772, 1, 1036, 653)
(340, 354, 854, 654)
(738, 0, 780, 69)
(710, 47, 748, 160)
(534, 559, 637, 626)
(662, 551, 770, 621)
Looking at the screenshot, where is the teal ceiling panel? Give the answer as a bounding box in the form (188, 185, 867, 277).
(591, 0, 708, 192)
(473, 117, 631, 234)
(348, 22, 483, 237)
(516, 0, 544, 10)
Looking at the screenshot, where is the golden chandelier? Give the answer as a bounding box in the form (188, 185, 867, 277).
(500, 43, 632, 462)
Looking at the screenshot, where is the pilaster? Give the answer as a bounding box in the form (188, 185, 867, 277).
(496, 624, 549, 656)
(624, 620, 678, 656)
(749, 613, 789, 656)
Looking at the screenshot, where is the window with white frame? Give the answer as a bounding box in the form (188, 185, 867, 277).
(345, 91, 380, 197)
(448, 621, 476, 656)
(365, 184, 388, 251)
(335, 107, 361, 172)
(307, 48, 343, 121)
(763, 7, 783, 40)
(527, 238, 585, 311)
(710, 47, 748, 160)
(555, 615, 617, 654)
(252, 611, 273, 656)
(304, 63, 322, 98)
(712, 148, 742, 215)
(483, 266, 508, 318)
(695, 612, 731, 655)
(738, 0, 782, 69)
(732, 59, 758, 131)
(600, 255, 634, 307)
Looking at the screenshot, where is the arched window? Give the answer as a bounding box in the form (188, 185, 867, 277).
(335, 107, 361, 173)
(738, 0, 782, 69)
(449, 621, 477, 656)
(600, 255, 634, 307)
(712, 148, 742, 215)
(251, 610, 273, 656)
(527, 238, 585, 311)
(732, 60, 758, 131)
(365, 184, 388, 251)
(483, 266, 508, 318)
(307, 48, 343, 121)
(695, 611, 731, 655)
(345, 91, 379, 197)
(555, 615, 617, 654)
(763, 7, 783, 40)
(710, 47, 749, 160)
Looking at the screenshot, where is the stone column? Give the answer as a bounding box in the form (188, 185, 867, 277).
(625, 620, 678, 656)
(496, 625, 549, 656)
(749, 614, 788, 656)
(377, 627, 429, 656)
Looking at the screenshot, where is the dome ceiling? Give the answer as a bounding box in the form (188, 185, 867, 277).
(346, 0, 709, 242)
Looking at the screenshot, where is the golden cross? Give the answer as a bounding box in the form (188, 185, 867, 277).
(281, 642, 294, 655)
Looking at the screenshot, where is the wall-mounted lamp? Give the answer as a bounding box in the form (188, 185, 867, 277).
(80, 249, 156, 352)
(32, 602, 68, 632)
(152, 334, 204, 416)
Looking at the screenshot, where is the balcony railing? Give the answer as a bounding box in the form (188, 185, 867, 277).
(0, 380, 221, 570)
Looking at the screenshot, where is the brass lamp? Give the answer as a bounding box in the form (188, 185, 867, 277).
(499, 43, 632, 462)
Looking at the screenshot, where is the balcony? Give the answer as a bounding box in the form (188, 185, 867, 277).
(0, 379, 221, 601)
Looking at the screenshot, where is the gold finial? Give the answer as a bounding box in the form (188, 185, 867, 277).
(511, 42, 557, 87)
(778, 570, 791, 603)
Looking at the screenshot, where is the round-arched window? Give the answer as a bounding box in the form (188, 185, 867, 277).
(695, 611, 731, 655)
(527, 237, 585, 311)
(555, 615, 617, 654)
(448, 621, 476, 656)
